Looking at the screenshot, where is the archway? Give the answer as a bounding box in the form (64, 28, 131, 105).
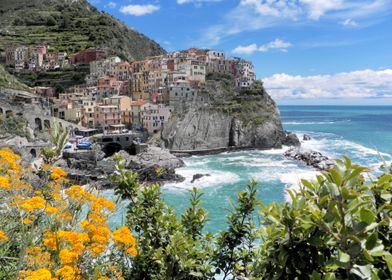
(30, 149, 37, 158)
(35, 118, 43, 131)
(102, 142, 122, 157)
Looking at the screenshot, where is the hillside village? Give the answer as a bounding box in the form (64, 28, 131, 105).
(4, 45, 255, 134)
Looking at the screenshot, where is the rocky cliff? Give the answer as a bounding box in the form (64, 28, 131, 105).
(162, 78, 299, 152)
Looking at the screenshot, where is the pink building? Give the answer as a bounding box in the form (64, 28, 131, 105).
(94, 105, 122, 130)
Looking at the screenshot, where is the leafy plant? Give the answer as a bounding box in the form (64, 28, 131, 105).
(41, 122, 68, 164)
(255, 157, 392, 280)
(213, 180, 259, 279)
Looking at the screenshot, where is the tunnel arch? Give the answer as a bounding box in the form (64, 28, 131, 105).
(30, 149, 37, 158)
(102, 142, 122, 157)
(35, 118, 43, 131)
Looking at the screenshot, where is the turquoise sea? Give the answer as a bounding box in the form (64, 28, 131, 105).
(107, 106, 392, 232)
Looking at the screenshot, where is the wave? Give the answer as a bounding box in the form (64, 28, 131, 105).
(162, 168, 241, 191)
(283, 119, 351, 125)
(283, 121, 336, 125)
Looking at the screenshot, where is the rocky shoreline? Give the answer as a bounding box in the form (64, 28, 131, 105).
(284, 147, 335, 171)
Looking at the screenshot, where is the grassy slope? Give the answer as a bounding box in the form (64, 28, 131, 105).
(0, 64, 31, 91)
(0, 0, 166, 90)
(0, 0, 165, 60)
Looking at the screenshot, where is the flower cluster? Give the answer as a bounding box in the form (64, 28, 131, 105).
(113, 226, 138, 256)
(0, 148, 137, 279)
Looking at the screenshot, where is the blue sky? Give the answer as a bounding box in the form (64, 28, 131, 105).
(88, 0, 392, 104)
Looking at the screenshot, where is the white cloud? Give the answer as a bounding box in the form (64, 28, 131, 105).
(232, 43, 258, 54)
(177, 0, 222, 4)
(341, 18, 359, 27)
(259, 39, 292, 52)
(199, 0, 392, 46)
(232, 39, 292, 54)
(107, 1, 116, 8)
(300, 0, 344, 20)
(119, 4, 160, 16)
(262, 69, 392, 100)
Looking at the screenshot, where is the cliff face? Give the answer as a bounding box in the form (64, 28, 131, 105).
(162, 79, 295, 152)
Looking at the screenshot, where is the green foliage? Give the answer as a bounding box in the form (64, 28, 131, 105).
(111, 164, 213, 279)
(0, 114, 30, 140)
(213, 180, 259, 279)
(41, 122, 68, 164)
(181, 188, 208, 239)
(240, 80, 267, 96)
(0, 65, 31, 91)
(255, 157, 392, 279)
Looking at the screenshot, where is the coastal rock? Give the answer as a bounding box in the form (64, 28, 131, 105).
(137, 165, 185, 183)
(162, 81, 293, 152)
(191, 173, 210, 183)
(122, 146, 185, 170)
(283, 133, 301, 147)
(303, 134, 311, 141)
(284, 147, 334, 171)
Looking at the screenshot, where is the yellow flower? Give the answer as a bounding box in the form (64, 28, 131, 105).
(126, 247, 138, 257)
(65, 185, 97, 203)
(59, 249, 79, 265)
(55, 265, 80, 280)
(20, 196, 46, 212)
(0, 148, 21, 172)
(0, 176, 10, 189)
(112, 226, 137, 256)
(45, 206, 59, 214)
(25, 247, 51, 268)
(43, 232, 57, 250)
(22, 218, 33, 225)
(25, 268, 54, 280)
(0, 230, 8, 242)
(112, 226, 136, 246)
(51, 167, 67, 181)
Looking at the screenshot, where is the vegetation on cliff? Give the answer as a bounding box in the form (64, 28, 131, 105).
(0, 0, 165, 60)
(2, 146, 392, 279)
(6, 64, 90, 92)
(0, 64, 30, 91)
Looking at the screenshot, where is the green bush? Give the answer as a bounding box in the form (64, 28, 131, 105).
(255, 157, 392, 279)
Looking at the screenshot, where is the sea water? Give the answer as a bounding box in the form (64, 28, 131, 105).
(106, 106, 392, 232)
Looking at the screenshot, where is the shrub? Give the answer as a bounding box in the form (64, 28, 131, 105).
(255, 157, 392, 279)
(0, 148, 137, 279)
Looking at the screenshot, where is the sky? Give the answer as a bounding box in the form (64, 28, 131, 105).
(88, 0, 392, 105)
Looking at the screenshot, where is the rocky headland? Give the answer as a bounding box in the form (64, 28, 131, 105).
(161, 78, 300, 153)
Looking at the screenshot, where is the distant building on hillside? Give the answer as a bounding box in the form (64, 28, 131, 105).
(69, 48, 107, 65)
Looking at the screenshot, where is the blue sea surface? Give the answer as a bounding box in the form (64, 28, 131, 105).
(106, 106, 392, 232)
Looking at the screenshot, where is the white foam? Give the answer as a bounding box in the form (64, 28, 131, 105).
(283, 121, 336, 125)
(163, 168, 241, 191)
